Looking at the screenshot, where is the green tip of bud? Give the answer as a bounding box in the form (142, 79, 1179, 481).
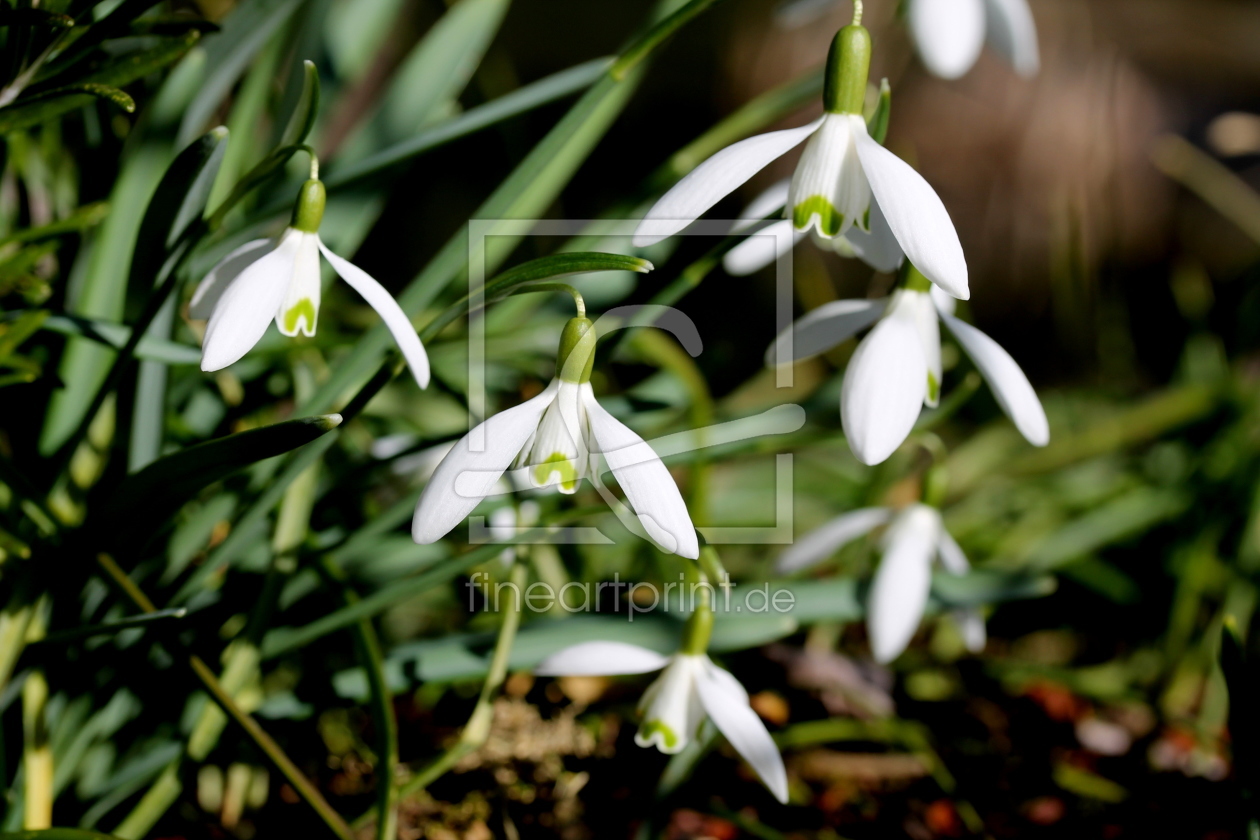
(315, 413, 343, 430)
(633, 258, 655, 273)
(823, 24, 872, 114)
(556, 317, 596, 383)
(291, 179, 326, 233)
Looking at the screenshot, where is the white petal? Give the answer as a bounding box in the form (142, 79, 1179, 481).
(956, 609, 987, 653)
(732, 178, 791, 233)
(907, 0, 986, 80)
(936, 527, 970, 575)
(200, 229, 303, 372)
(723, 220, 805, 277)
(534, 641, 670, 676)
(777, 507, 893, 573)
(939, 313, 1049, 446)
(522, 380, 587, 493)
(984, 0, 1040, 78)
(320, 241, 431, 389)
(583, 386, 698, 559)
(837, 197, 904, 273)
(840, 303, 928, 466)
(765, 298, 887, 367)
(789, 114, 870, 238)
(901, 291, 942, 408)
(853, 129, 969, 300)
(695, 658, 789, 803)
(189, 238, 274, 320)
(411, 381, 559, 543)
(867, 505, 939, 663)
(636, 655, 706, 754)
(930, 282, 958, 317)
(275, 233, 321, 337)
(633, 117, 825, 247)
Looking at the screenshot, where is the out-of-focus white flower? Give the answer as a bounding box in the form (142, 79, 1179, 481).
(907, 0, 1039, 80)
(535, 640, 788, 802)
(778, 503, 985, 662)
(191, 179, 429, 388)
(769, 278, 1047, 465)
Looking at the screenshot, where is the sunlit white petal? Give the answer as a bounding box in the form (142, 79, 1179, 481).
(535, 641, 670, 677)
(276, 232, 321, 337)
(636, 654, 706, 753)
(732, 179, 791, 233)
(867, 504, 940, 663)
(957, 608, 988, 653)
(695, 658, 789, 803)
(319, 241, 431, 389)
(939, 313, 1049, 446)
(633, 117, 825, 247)
(583, 385, 698, 558)
(903, 291, 943, 407)
(412, 381, 560, 543)
(841, 298, 928, 465)
(908, 0, 987, 80)
(984, 0, 1040, 78)
(790, 114, 871, 238)
(853, 129, 969, 299)
(936, 527, 970, 575)
(930, 282, 958, 317)
(201, 229, 304, 372)
(723, 219, 804, 277)
(766, 298, 886, 367)
(520, 380, 587, 493)
(777, 507, 893, 573)
(189, 238, 274, 320)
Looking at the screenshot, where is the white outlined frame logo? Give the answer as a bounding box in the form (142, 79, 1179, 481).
(465, 218, 802, 547)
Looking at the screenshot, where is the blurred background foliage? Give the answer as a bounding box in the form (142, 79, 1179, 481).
(2, 0, 1260, 838)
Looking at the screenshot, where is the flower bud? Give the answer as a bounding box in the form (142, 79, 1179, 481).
(290, 179, 326, 233)
(555, 316, 596, 383)
(823, 24, 872, 115)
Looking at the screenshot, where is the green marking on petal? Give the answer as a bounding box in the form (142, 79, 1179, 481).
(861, 206, 871, 232)
(638, 719, 678, 750)
(533, 451, 580, 493)
(927, 371, 940, 403)
(283, 298, 317, 334)
(793, 196, 843, 237)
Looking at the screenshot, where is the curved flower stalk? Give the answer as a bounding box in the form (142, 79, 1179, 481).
(777, 503, 985, 662)
(190, 177, 430, 389)
(722, 178, 903, 277)
(906, 0, 1039, 80)
(635, 14, 968, 299)
(535, 604, 788, 802)
(412, 313, 698, 559)
(768, 267, 1047, 465)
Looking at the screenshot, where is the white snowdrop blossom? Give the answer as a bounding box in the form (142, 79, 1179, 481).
(535, 640, 788, 802)
(723, 178, 904, 277)
(191, 179, 429, 388)
(907, 0, 1039, 80)
(635, 21, 968, 300)
(412, 317, 698, 558)
(769, 277, 1047, 465)
(777, 504, 986, 663)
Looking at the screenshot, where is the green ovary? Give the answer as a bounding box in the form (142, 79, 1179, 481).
(793, 196, 843, 237)
(533, 451, 580, 493)
(638, 719, 678, 750)
(283, 298, 317, 335)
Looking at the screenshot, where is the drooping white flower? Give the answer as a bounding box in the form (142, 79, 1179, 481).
(535, 640, 788, 802)
(777, 503, 985, 663)
(723, 178, 904, 277)
(906, 0, 1039, 80)
(634, 22, 968, 299)
(412, 317, 698, 559)
(190, 179, 429, 389)
(768, 279, 1048, 465)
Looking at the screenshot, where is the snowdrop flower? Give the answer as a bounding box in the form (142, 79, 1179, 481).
(635, 11, 968, 300)
(769, 268, 1047, 465)
(190, 178, 429, 388)
(723, 177, 903, 277)
(907, 0, 1039, 80)
(778, 503, 985, 662)
(535, 639, 788, 802)
(412, 316, 698, 558)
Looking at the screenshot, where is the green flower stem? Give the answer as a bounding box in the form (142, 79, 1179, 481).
(21, 600, 51, 830)
(506, 283, 585, 318)
(363, 560, 529, 824)
(95, 555, 354, 840)
(321, 558, 398, 840)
